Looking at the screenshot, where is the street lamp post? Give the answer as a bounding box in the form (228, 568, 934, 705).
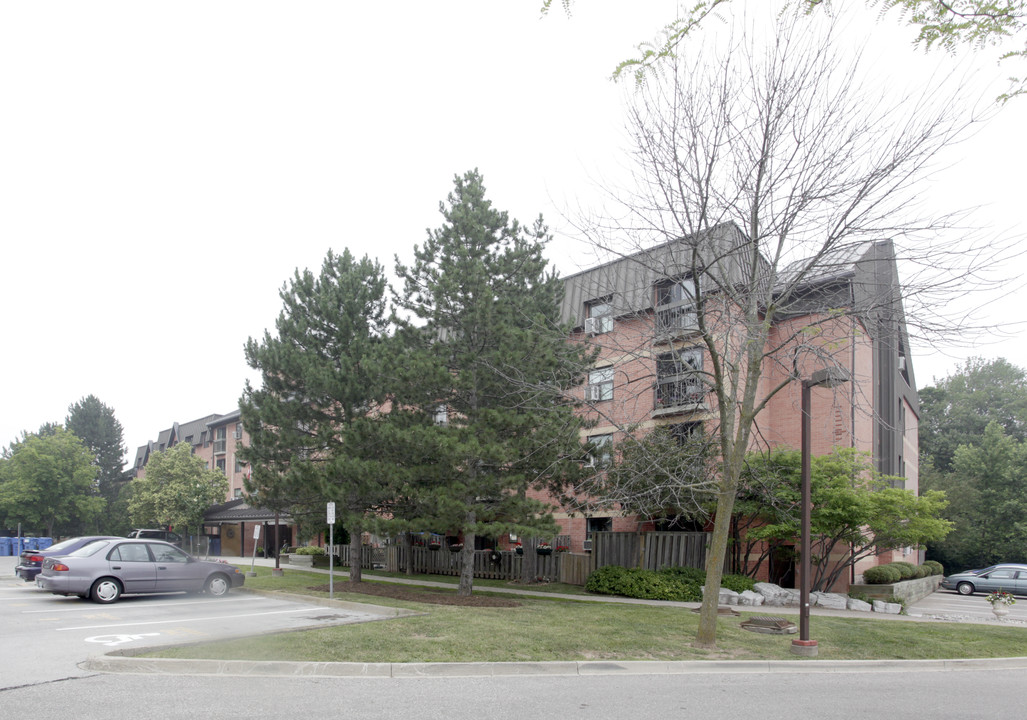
(791, 366, 849, 658)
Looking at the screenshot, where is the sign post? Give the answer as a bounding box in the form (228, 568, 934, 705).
(327, 502, 336, 600)
(248, 525, 261, 577)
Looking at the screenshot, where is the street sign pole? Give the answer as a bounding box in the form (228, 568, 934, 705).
(327, 502, 336, 601)
(248, 525, 260, 577)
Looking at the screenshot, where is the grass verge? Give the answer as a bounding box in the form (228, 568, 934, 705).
(142, 567, 1027, 664)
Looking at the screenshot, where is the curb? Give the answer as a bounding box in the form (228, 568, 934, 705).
(80, 655, 1027, 678)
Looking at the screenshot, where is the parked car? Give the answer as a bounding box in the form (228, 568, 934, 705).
(940, 563, 1027, 596)
(14, 536, 123, 581)
(127, 529, 183, 546)
(36, 538, 244, 603)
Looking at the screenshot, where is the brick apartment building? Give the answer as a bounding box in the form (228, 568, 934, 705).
(131, 410, 293, 557)
(545, 224, 919, 590)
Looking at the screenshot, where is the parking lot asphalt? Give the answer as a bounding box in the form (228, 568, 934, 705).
(0, 555, 415, 688)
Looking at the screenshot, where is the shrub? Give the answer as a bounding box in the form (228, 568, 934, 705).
(923, 560, 944, 576)
(720, 573, 756, 593)
(585, 565, 631, 595)
(862, 565, 901, 584)
(888, 561, 916, 579)
(585, 565, 703, 601)
(659, 566, 706, 584)
(294, 546, 327, 556)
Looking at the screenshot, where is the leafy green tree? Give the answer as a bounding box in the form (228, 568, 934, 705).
(240, 249, 393, 581)
(927, 421, 1027, 569)
(127, 443, 228, 540)
(919, 357, 1027, 472)
(66, 395, 127, 533)
(0, 427, 103, 536)
(394, 169, 589, 596)
(744, 448, 952, 590)
(544, 0, 1027, 97)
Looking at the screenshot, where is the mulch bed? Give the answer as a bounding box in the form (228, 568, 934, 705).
(308, 580, 521, 607)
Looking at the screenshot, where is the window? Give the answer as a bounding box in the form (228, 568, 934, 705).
(433, 404, 449, 426)
(234, 487, 243, 499)
(111, 543, 152, 563)
(234, 422, 243, 439)
(585, 298, 614, 335)
(234, 458, 244, 473)
(656, 348, 704, 408)
(585, 433, 613, 467)
(654, 278, 697, 336)
(587, 367, 614, 402)
(670, 421, 703, 444)
(216, 458, 226, 474)
(213, 427, 227, 454)
(586, 516, 612, 538)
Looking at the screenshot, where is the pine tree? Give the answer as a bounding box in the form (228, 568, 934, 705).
(394, 169, 588, 596)
(240, 249, 392, 580)
(66, 395, 127, 534)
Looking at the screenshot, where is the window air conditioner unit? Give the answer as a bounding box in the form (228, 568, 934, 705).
(233, 431, 242, 439)
(585, 385, 604, 402)
(583, 539, 593, 552)
(584, 317, 600, 335)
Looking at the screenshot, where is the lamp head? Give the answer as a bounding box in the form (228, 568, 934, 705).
(808, 367, 850, 389)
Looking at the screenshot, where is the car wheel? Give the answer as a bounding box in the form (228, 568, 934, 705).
(956, 581, 975, 596)
(205, 574, 230, 597)
(90, 577, 122, 604)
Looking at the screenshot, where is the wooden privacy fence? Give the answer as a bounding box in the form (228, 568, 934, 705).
(592, 531, 712, 573)
(386, 546, 573, 582)
(335, 545, 387, 569)
(333, 532, 712, 586)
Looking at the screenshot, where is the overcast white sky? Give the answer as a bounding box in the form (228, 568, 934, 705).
(2, 1, 1024, 465)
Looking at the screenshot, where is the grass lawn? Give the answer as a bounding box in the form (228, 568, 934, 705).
(143, 567, 1027, 664)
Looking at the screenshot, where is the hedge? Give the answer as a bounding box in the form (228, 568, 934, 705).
(585, 565, 754, 602)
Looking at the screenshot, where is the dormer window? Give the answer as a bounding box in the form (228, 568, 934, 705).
(655, 278, 697, 337)
(584, 297, 614, 335)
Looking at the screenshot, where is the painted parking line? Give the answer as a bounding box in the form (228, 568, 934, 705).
(20, 595, 270, 614)
(57, 606, 345, 632)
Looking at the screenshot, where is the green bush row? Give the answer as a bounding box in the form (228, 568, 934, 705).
(584, 565, 755, 601)
(861, 560, 943, 584)
(292, 546, 327, 556)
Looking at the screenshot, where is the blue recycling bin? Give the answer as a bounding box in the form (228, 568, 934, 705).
(0, 538, 10, 556)
(37, 537, 53, 550)
(25, 537, 39, 551)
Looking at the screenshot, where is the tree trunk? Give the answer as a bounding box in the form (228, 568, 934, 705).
(520, 536, 538, 584)
(694, 486, 738, 648)
(349, 531, 362, 583)
(458, 511, 476, 596)
(403, 531, 414, 576)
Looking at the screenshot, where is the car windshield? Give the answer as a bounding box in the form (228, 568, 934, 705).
(66, 540, 113, 557)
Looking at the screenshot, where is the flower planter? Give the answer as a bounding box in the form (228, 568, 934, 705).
(536, 548, 552, 556)
(993, 605, 1011, 619)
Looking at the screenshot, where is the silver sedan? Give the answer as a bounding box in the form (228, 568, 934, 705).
(940, 563, 1027, 596)
(36, 538, 244, 603)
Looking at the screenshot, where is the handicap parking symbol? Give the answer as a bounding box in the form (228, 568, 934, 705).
(84, 633, 161, 647)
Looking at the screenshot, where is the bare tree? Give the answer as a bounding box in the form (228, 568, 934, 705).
(563, 8, 1005, 648)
